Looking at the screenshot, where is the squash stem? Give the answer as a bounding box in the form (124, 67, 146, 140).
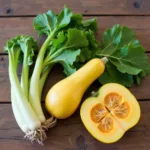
(101, 57, 108, 64)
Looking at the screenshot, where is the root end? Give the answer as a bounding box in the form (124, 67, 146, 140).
(24, 116, 57, 145)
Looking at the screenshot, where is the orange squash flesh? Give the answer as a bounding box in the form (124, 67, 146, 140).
(80, 83, 141, 143)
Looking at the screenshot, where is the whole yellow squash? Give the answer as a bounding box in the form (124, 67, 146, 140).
(45, 58, 106, 119)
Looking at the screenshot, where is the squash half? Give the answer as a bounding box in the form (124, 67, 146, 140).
(80, 83, 141, 143)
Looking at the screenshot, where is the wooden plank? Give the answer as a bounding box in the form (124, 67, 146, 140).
(0, 16, 150, 54)
(0, 0, 150, 16)
(0, 54, 150, 102)
(0, 101, 150, 149)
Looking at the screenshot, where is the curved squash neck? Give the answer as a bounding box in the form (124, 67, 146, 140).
(70, 59, 104, 91)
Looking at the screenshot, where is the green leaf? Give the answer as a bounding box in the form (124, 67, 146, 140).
(34, 10, 57, 35)
(66, 28, 89, 48)
(98, 63, 133, 87)
(18, 35, 38, 65)
(85, 30, 99, 48)
(43, 28, 89, 71)
(52, 49, 81, 76)
(71, 14, 82, 25)
(57, 6, 72, 30)
(97, 24, 150, 77)
(4, 36, 22, 68)
(101, 25, 139, 55)
(52, 31, 66, 49)
(33, 6, 73, 36)
(4, 36, 20, 53)
(110, 44, 150, 75)
(82, 18, 98, 33)
(134, 71, 147, 84)
(77, 48, 92, 63)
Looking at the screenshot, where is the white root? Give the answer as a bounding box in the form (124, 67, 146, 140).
(24, 116, 57, 145)
(42, 116, 57, 130)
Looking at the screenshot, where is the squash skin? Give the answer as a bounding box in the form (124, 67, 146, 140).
(80, 83, 141, 143)
(45, 58, 105, 119)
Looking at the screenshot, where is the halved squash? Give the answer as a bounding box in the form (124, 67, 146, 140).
(80, 83, 141, 143)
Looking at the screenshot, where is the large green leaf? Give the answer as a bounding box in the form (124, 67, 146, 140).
(66, 28, 89, 48)
(33, 6, 73, 36)
(110, 44, 150, 75)
(97, 24, 150, 86)
(44, 28, 89, 75)
(34, 10, 57, 35)
(99, 63, 133, 87)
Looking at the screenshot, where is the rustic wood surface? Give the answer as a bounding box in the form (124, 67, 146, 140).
(0, 0, 150, 150)
(0, 0, 150, 16)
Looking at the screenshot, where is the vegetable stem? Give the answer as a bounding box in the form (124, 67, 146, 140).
(11, 89, 29, 133)
(39, 66, 53, 99)
(9, 53, 41, 130)
(21, 56, 29, 99)
(101, 57, 108, 64)
(29, 32, 55, 122)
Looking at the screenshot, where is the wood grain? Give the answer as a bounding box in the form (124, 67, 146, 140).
(0, 54, 150, 103)
(0, 0, 150, 16)
(0, 16, 150, 54)
(0, 101, 149, 150)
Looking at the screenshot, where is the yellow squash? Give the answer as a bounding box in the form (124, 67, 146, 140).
(80, 83, 141, 143)
(45, 58, 106, 119)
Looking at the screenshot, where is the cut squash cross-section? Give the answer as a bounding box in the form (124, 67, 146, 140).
(80, 83, 141, 143)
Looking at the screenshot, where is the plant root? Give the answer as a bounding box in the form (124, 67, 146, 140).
(42, 116, 57, 130)
(24, 116, 57, 145)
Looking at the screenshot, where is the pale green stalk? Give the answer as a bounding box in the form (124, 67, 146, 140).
(11, 51, 29, 133)
(11, 89, 29, 133)
(21, 51, 29, 99)
(29, 32, 55, 122)
(39, 66, 52, 99)
(9, 53, 41, 130)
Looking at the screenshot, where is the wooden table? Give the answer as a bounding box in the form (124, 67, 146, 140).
(0, 0, 150, 149)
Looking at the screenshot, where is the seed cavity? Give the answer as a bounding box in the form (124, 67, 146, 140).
(114, 102, 130, 118)
(98, 117, 114, 133)
(90, 93, 130, 133)
(90, 103, 108, 123)
(104, 93, 122, 110)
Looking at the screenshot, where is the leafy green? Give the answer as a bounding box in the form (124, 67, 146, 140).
(85, 30, 99, 48)
(18, 36, 38, 65)
(65, 28, 89, 48)
(99, 63, 133, 87)
(97, 24, 150, 87)
(17, 36, 38, 98)
(134, 71, 146, 84)
(43, 28, 89, 75)
(109, 44, 150, 75)
(34, 6, 72, 35)
(52, 49, 81, 75)
(82, 18, 98, 32)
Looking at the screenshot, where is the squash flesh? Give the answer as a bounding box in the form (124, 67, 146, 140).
(80, 83, 141, 143)
(80, 98, 125, 143)
(98, 83, 141, 131)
